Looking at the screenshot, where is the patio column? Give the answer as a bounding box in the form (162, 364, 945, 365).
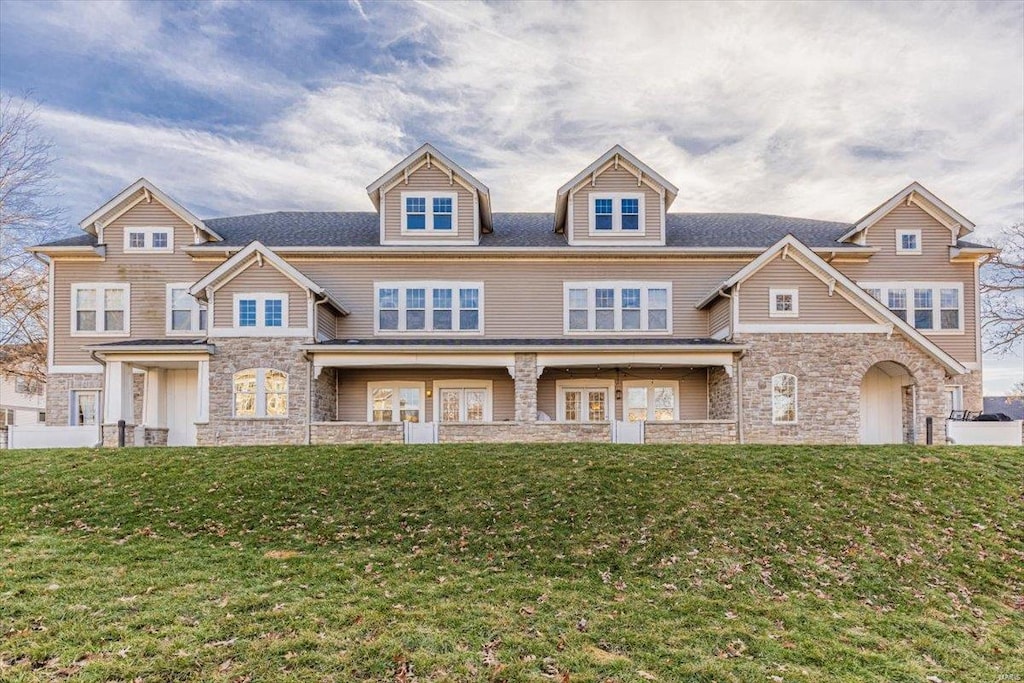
(197, 360, 210, 424)
(513, 353, 539, 422)
(104, 361, 135, 425)
(143, 368, 166, 428)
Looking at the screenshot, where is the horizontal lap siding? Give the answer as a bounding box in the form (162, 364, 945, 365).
(708, 297, 731, 336)
(316, 307, 337, 341)
(212, 262, 308, 329)
(836, 204, 978, 363)
(739, 256, 873, 324)
(294, 259, 740, 338)
(382, 164, 475, 243)
(537, 367, 708, 421)
(571, 166, 663, 244)
(52, 202, 211, 366)
(336, 368, 515, 422)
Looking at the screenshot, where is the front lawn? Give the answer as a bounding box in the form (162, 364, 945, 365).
(1, 444, 1021, 682)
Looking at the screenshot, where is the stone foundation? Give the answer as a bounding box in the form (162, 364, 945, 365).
(311, 422, 404, 444)
(643, 420, 737, 444)
(439, 421, 612, 443)
(735, 331, 949, 444)
(101, 423, 135, 447)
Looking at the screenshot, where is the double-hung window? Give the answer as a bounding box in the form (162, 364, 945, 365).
(590, 194, 644, 234)
(166, 284, 207, 334)
(375, 282, 483, 333)
(564, 282, 670, 333)
(71, 283, 129, 335)
(234, 293, 288, 330)
(861, 282, 964, 333)
(402, 192, 457, 233)
(123, 227, 173, 253)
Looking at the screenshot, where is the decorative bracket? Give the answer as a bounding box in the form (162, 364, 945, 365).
(722, 364, 734, 378)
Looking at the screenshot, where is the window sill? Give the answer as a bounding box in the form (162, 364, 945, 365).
(230, 416, 289, 421)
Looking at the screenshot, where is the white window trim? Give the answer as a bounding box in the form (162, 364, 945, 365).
(555, 379, 616, 423)
(895, 229, 922, 255)
(771, 373, 798, 425)
(232, 293, 290, 331)
(621, 380, 680, 422)
(123, 227, 174, 253)
(366, 381, 427, 423)
(563, 281, 672, 335)
(945, 385, 964, 414)
(232, 368, 289, 419)
(432, 380, 494, 423)
(588, 192, 646, 236)
(769, 288, 799, 318)
(374, 282, 484, 335)
(400, 191, 459, 234)
(165, 283, 207, 336)
(858, 281, 965, 335)
(70, 283, 131, 337)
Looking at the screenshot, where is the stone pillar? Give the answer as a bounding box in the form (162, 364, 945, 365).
(513, 353, 538, 422)
(707, 364, 737, 420)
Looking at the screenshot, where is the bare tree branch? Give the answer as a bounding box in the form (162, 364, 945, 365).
(980, 222, 1024, 356)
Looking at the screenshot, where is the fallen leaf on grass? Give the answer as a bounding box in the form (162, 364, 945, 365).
(637, 671, 657, 681)
(263, 550, 300, 560)
(584, 645, 628, 664)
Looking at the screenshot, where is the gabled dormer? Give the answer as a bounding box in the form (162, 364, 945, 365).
(554, 145, 679, 247)
(366, 144, 492, 246)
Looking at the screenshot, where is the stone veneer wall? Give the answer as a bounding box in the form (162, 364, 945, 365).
(958, 371, 984, 414)
(312, 368, 338, 422)
(310, 422, 404, 444)
(643, 420, 737, 444)
(46, 371, 143, 430)
(707, 366, 736, 420)
(144, 427, 169, 446)
(439, 421, 611, 443)
(514, 353, 538, 422)
(196, 337, 310, 446)
(735, 332, 949, 444)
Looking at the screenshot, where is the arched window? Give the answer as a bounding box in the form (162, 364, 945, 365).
(233, 369, 288, 418)
(771, 373, 797, 424)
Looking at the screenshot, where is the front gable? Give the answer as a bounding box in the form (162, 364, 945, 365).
(79, 178, 220, 244)
(840, 182, 975, 247)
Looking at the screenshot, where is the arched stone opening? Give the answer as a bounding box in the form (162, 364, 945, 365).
(859, 360, 917, 444)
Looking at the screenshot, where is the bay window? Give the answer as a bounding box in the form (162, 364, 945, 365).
(564, 282, 671, 333)
(376, 282, 483, 333)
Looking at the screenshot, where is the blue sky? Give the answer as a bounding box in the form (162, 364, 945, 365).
(1, 0, 1022, 391)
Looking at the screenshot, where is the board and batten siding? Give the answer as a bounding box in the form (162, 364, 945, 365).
(290, 259, 741, 339)
(381, 163, 476, 243)
(836, 203, 978, 363)
(52, 201, 212, 366)
(537, 367, 710, 421)
(335, 368, 514, 422)
(211, 261, 308, 329)
(570, 166, 663, 244)
(738, 256, 874, 325)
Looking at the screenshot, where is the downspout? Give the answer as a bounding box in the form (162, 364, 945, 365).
(307, 293, 331, 446)
(89, 350, 107, 448)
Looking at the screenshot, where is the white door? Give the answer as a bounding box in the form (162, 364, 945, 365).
(166, 369, 198, 446)
(860, 366, 903, 444)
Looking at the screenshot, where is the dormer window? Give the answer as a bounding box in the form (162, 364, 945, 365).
(402, 192, 457, 233)
(124, 227, 173, 253)
(896, 229, 921, 255)
(589, 194, 644, 235)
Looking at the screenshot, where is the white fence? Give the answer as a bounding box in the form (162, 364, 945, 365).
(7, 425, 101, 449)
(946, 420, 1023, 446)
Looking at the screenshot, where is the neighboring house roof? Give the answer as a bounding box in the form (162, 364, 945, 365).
(982, 396, 1024, 420)
(696, 234, 968, 376)
(188, 240, 348, 315)
(839, 181, 975, 244)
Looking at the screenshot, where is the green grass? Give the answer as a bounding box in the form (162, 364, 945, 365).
(1, 445, 1022, 682)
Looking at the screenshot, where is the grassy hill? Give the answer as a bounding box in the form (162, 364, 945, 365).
(1, 444, 1021, 682)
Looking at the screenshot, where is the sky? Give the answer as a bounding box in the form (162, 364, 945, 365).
(1, 0, 1022, 392)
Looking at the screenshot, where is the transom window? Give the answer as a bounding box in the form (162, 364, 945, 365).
(769, 288, 799, 318)
(376, 282, 482, 333)
(401, 192, 458, 233)
(565, 282, 670, 333)
(71, 283, 129, 335)
(895, 229, 922, 255)
(233, 368, 288, 418)
(861, 282, 963, 332)
(771, 373, 798, 424)
(234, 293, 288, 330)
(166, 284, 207, 334)
(623, 381, 678, 422)
(368, 382, 423, 423)
(590, 193, 645, 234)
(123, 227, 173, 253)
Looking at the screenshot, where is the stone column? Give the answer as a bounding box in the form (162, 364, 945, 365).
(513, 353, 538, 422)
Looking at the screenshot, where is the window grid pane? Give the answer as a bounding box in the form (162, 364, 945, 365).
(594, 198, 613, 230)
(239, 300, 257, 327)
(264, 299, 283, 327)
(433, 197, 453, 230)
(406, 197, 426, 230)
(152, 232, 168, 248)
(621, 198, 639, 230)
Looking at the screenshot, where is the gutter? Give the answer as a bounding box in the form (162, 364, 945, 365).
(300, 342, 747, 354)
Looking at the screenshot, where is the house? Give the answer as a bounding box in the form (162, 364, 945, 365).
(28, 144, 997, 447)
(0, 348, 46, 427)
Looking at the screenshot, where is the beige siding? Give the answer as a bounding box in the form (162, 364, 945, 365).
(570, 166, 663, 244)
(836, 204, 978, 363)
(708, 297, 731, 336)
(316, 306, 337, 341)
(289, 259, 739, 339)
(212, 261, 308, 329)
(52, 201, 211, 366)
(381, 163, 476, 243)
(739, 256, 874, 325)
(336, 368, 514, 422)
(538, 367, 709, 421)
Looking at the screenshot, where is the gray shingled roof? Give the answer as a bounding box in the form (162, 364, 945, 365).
(33, 211, 992, 251)
(86, 338, 209, 347)
(315, 337, 736, 347)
